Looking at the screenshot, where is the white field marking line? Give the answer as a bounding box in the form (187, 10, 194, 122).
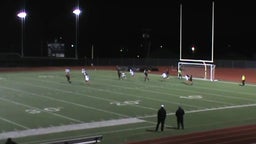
(0, 117, 28, 129)
(216, 80, 256, 87)
(138, 103, 256, 119)
(19, 77, 187, 111)
(103, 72, 256, 99)
(185, 82, 256, 100)
(172, 75, 256, 97)
(9, 104, 256, 143)
(58, 74, 236, 109)
(0, 118, 145, 140)
(28, 73, 203, 109)
(10, 74, 250, 113)
(56, 73, 256, 104)
(0, 85, 129, 118)
(94, 77, 235, 107)
(0, 96, 83, 123)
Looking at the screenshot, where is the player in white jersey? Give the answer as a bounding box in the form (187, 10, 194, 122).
(121, 72, 126, 80)
(161, 72, 167, 79)
(81, 68, 90, 83)
(129, 69, 135, 77)
(65, 68, 71, 83)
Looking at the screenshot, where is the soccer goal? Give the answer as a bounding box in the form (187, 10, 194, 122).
(178, 61, 216, 81)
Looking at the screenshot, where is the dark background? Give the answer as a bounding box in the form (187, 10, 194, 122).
(1, 0, 255, 60)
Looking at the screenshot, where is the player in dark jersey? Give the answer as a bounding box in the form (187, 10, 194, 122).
(144, 69, 149, 81)
(65, 68, 71, 83)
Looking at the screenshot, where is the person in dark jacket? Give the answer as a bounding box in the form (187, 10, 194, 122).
(175, 106, 185, 129)
(155, 105, 167, 132)
(5, 138, 17, 144)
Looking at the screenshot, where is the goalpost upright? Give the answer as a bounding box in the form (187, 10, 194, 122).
(178, 1, 216, 81)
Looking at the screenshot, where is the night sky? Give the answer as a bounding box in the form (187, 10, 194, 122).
(1, 0, 256, 59)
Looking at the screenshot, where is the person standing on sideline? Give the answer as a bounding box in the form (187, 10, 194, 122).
(144, 69, 149, 81)
(155, 105, 167, 132)
(5, 138, 17, 144)
(175, 106, 185, 129)
(65, 68, 71, 83)
(241, 74, 246, 86)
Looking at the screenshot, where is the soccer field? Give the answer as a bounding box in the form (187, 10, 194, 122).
(0, 68, 256, 144)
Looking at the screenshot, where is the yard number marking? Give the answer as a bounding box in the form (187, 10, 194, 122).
(25, 107, 62, 114)
(110, 100, 140, 106)
(180, 95, 203, 99)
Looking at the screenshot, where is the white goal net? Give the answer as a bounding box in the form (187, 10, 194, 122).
(178, 61, 216, 81)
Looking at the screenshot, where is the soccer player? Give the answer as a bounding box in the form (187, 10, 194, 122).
(84, 72, 90, 83)
(184, 74, 192, 85)
(65, 68, 71, 83)
(81, 68, 86, 75)
(178, 68, 182, 79)
(161, 72, 168, 80)
(121, 72, 126, 80)
(161, 69, 170, 80)
(144, 69, 149, 81)
(82, 68, 90, 83)
(188, 75, 193, 85)
(116, 65, 121, 80)
(129, 69, 135, 77)
(185, 74, 189, 81)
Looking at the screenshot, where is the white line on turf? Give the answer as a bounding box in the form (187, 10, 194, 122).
(1, 103, 255, 140)
(0, 117, 28, 129)
(0, 118, 145, 140)
(138, 103, 256, 119)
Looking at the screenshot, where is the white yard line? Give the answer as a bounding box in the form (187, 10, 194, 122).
(0, 117, 29, 129)
(0, 118, 145, 140)
(138, 103, 256, 119)
(0, 85, 130, 118)
(1, 103, 256, 140)
(0, 96, 83, 123)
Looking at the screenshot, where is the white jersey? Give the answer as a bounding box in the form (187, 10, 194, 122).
(85, 74, 89, 82)
(129, 69, 134, 76)
(65, 68, 70, 74)
(81, 68, 86, 74)
(162, 73, 167, 79)
(185, 75, 189, 81)
(121, 72, 126, 79)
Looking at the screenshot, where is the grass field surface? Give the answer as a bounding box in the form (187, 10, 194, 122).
(0, 68, 256, 144)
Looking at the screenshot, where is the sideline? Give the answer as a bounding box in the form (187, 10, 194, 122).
(139, 103, 256, 119)
(1, 103, 256, 140)
(0, 118, 145, 140)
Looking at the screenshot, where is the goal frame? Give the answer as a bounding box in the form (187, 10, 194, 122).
(178, 61, 216, 81)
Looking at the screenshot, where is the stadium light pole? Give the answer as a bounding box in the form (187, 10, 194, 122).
(73, 8, 81, 59)
(17, 11, 27, 57)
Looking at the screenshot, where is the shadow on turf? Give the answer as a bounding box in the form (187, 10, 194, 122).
(146, 126, 177, 132)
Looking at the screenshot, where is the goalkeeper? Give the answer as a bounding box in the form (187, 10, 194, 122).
(178, 68, 182, 79)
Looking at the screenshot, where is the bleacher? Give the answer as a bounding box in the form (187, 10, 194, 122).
(43, 135, 103, 144)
